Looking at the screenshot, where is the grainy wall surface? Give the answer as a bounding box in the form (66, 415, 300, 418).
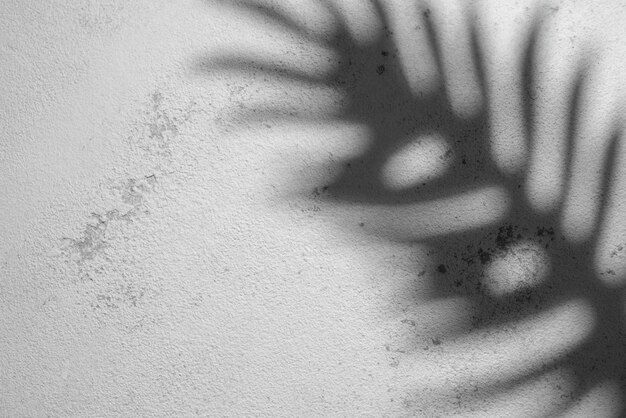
(2, 0, 626, 416)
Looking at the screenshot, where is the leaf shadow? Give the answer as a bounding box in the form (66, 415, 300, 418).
(198, 0, 626, 415)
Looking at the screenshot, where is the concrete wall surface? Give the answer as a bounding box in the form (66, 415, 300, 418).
(2, 0, 626, 416)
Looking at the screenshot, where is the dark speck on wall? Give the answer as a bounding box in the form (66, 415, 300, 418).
(437, 264, 447, 273)
(440, 149, 453, 160)
(376, 65, 385, 75)
(477, 247, 491, 264)
(536, 226, 555, 237)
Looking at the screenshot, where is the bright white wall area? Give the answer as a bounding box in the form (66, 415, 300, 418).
(2, 1, 626, 416)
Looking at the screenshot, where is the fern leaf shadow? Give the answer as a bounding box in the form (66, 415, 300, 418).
(198, 0, 626, 415)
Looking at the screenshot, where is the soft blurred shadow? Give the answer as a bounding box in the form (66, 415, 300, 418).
(197, 0, 626, 415)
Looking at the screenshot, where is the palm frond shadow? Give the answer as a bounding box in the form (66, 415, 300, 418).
(200, 0, 625, 414)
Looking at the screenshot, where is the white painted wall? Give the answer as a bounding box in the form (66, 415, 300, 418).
(2, 0, 626, 416)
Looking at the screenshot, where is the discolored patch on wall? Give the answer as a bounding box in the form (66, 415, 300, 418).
(424, 222, 563, 328)
(77, 1, 128, 35)
(61, 174, 158, 269)
(128, 91, 199, 163)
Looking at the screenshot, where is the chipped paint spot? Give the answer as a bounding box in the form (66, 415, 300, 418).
(129, 91, 198, 160)
(62, 174, 157, 266)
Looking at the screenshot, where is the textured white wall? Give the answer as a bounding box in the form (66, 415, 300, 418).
(2, 0, 626, 416)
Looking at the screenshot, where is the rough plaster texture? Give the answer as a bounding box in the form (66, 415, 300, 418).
(2, 0, 626, 416)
